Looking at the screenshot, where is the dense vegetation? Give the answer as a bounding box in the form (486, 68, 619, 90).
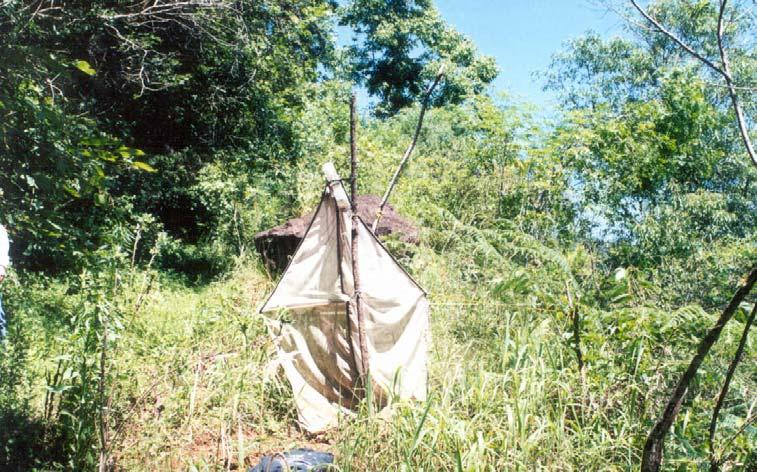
(0, 0, 754, 470)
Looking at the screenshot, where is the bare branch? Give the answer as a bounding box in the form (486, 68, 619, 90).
(565, 280, 585, 371)
(629, 0, 726, 77)
(641, 266, 757, 472)
(702, 81, 757, 91)
(99, 0, 242, 94)
(715, 0, 757, 168)
(629, 0, 756, 168)
(101, 1, 233, 21)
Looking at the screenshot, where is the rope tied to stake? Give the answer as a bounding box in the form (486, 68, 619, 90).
(326, 177, 351, 185)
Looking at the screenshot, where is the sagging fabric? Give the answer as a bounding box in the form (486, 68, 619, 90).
(260, 181, 429, 433)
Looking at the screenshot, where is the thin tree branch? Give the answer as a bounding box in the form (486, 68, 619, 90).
(565, 280, 584, 371)
(372, 65, 446, 234)
(629, 0, 757, 168)
(716, 411, 757, 464)
(708, 302, 756, 471)
(629, 0, 726, 77)
(716, 0, 757, 168)
(702, 81, 757, 92)
(98, 309, 110, 472)
(641, 265, 757, 472)
(101, 1, 233, 21)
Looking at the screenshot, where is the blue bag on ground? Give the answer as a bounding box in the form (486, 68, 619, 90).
(249, 448, 333, 472)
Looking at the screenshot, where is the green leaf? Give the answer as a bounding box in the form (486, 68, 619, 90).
(63, 187, 80, 198)
(74, 60, 96, 76)
(132, 161, 156, 172)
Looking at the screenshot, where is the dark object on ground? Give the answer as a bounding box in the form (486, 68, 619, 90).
(255, 194, 419, 272)
(249, 448, 334, 472)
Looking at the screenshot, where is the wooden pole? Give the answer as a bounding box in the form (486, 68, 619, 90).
(372, 65, 445, 233)
(349, 94, 370, 381)
(350, 94, 359, 204)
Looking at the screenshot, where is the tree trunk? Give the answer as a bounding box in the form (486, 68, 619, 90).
(641, 265, 757, 472)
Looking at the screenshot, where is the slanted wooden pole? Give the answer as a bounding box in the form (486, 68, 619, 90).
(349, 94, 370, 382)
(372, 65, 445, 233)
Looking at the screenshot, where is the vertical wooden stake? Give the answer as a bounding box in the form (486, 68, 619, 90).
(350, 94, 359, 205)
(349, 94, 371, 384)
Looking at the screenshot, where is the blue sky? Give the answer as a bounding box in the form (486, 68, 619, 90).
(434, 0, 626, 108)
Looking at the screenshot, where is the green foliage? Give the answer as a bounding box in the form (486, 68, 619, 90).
(0, 0, 338, 274)
(545, 33, 657, 110)
(4, 243, 754, 470)
(544, 0, 755, 308)
(340, 0, 498, 116)
(185, 156, 299, 273)
(551, 71, 751, 239)
(0, 0, 755, 470)
(0, 29, 150, 269)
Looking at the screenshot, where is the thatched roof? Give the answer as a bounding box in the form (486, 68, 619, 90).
(254, 195, 419, 272)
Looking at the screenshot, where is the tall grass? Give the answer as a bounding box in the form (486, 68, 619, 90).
(3, 237, 754, 470)
(1, 100, 754, 471)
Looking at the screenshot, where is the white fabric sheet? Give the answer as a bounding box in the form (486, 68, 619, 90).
(261, 181, 429, 432)
(0, 225, 9, 276)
